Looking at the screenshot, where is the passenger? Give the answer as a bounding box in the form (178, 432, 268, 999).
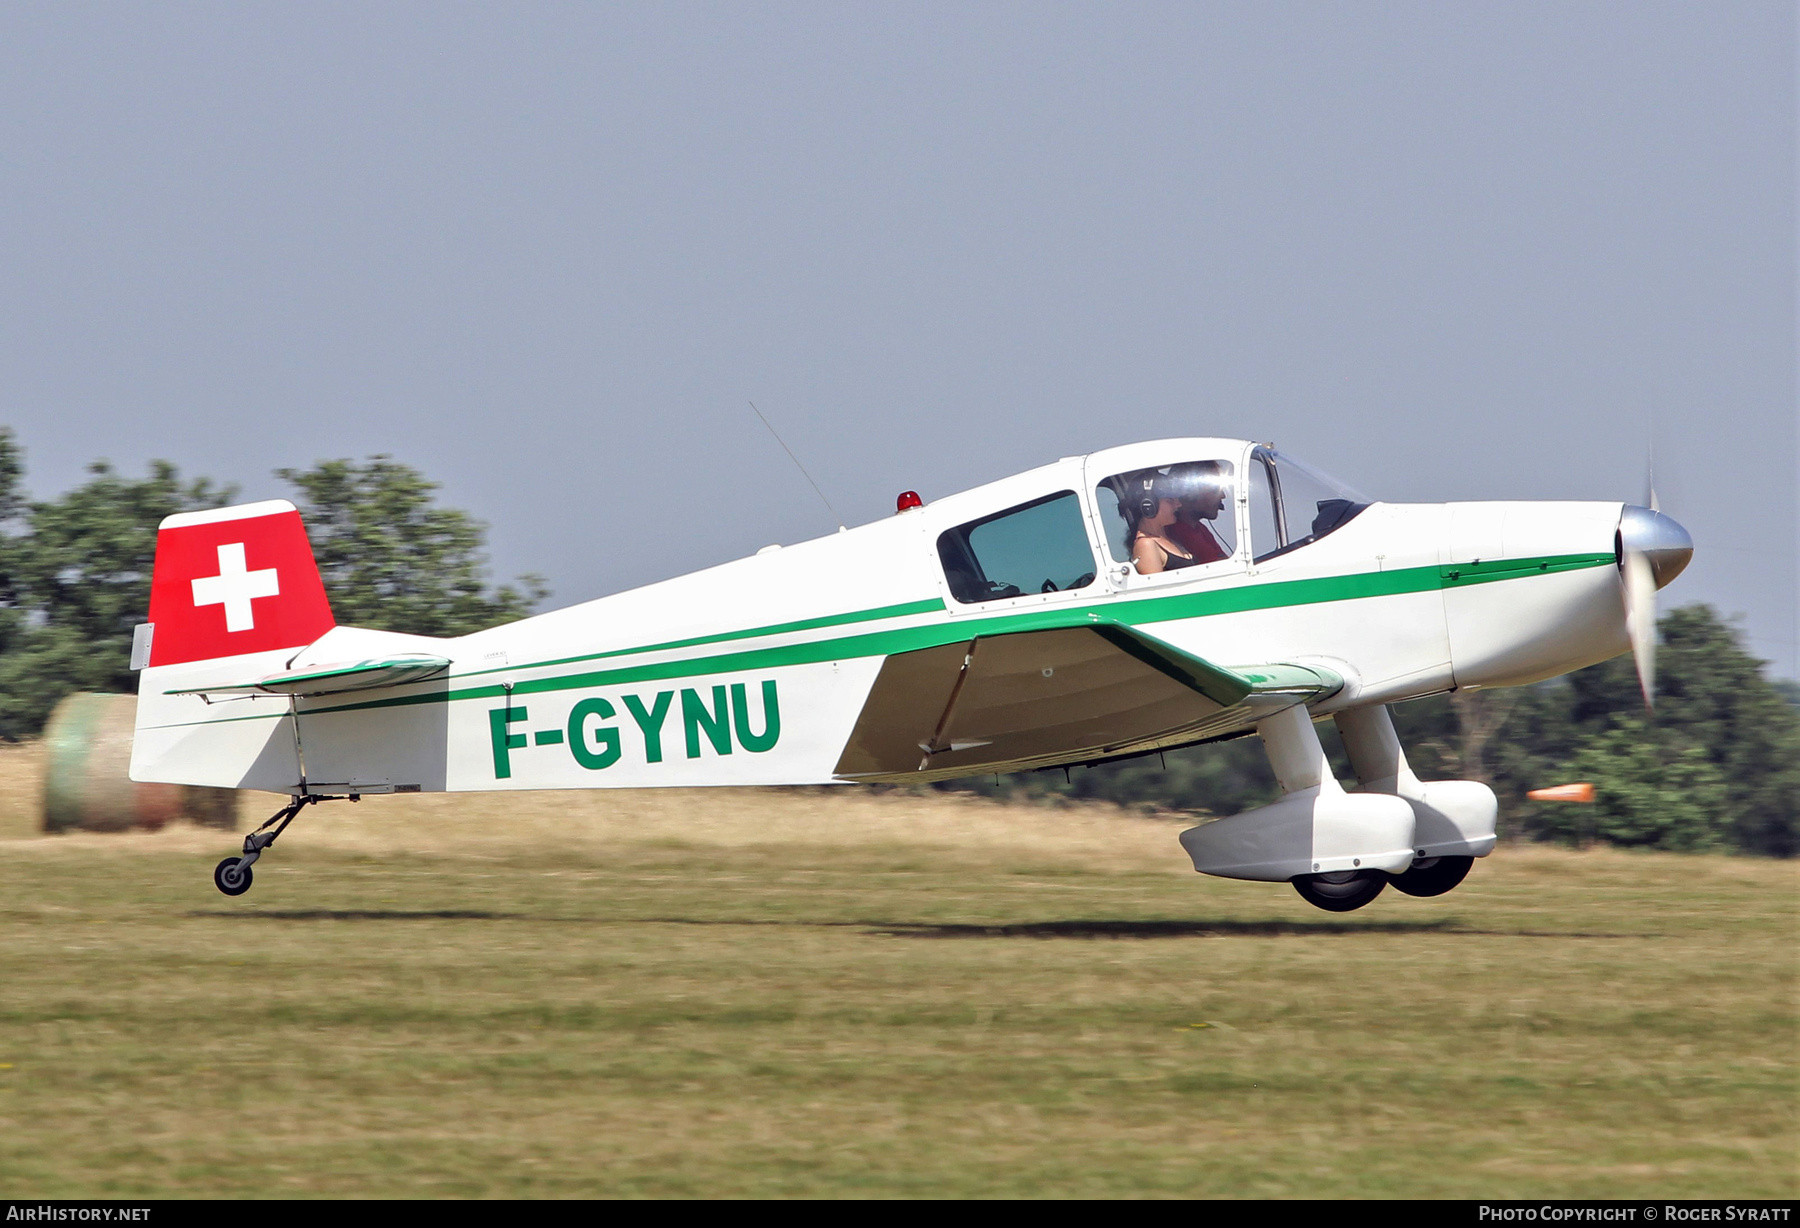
(1121, 472, 1202, 575)
(1164, 461, 1232, 564)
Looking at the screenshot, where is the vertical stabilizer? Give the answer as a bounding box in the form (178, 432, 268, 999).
(131, 501, 337, 790)
(145, 500, 334, 665)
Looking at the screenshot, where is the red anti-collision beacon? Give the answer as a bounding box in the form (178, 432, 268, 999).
(895, 491, 923, 512)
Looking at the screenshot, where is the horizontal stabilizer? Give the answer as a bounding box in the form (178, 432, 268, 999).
(167, 653, 452, 699)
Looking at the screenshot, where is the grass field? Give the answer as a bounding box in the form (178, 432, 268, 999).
(0, 741, 1793, 1198)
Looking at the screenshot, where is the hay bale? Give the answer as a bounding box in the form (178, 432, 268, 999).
(41, 693, 237, 833)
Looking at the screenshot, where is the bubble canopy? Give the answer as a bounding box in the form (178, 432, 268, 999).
(1247, 447, 1371, 562)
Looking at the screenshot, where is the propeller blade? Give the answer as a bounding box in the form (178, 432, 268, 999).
(1622, 546, 1656, 708)
(1637, 457, 1660, 701)
(1621, 441, 1681, 710)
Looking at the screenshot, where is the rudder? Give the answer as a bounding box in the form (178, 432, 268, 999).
(131, 501, 336, 790)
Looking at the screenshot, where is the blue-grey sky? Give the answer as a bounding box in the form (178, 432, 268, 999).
(3, 3, 1794, 673)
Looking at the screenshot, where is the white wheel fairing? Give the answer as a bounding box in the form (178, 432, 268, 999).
(1179, 788, 1416, 882)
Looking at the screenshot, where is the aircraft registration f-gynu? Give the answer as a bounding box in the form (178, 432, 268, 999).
(128, 439, 1692, 912)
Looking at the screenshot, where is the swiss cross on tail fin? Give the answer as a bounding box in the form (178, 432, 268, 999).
(145, 500, 335, 666)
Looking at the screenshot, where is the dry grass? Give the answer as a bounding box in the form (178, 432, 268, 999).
(0, 741, 1793, 1198)
(0, 742, 44, 840)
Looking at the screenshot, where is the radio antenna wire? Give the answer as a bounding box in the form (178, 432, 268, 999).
(748, 401, 846, 532)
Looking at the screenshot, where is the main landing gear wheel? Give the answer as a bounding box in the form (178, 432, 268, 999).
(1292, 869, 1386, 913)
(213, 857, 253, 897)
(1387, 855, 1473, 898)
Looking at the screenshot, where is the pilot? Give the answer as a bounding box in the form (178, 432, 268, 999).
(1123, 472, 1203, 575)
(1164, 461, 1233, 564)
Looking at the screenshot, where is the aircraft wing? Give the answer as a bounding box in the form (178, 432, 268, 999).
(833, 619, 1340, 782)
(166, 653, 453, 699)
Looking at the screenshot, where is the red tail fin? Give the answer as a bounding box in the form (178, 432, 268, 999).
(145, 500, 335, 666)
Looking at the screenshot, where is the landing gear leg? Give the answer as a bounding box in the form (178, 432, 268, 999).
(211, 793, 349, 897)
(1179, 705, 1417, 916)
(1334, 705, 1497, 897)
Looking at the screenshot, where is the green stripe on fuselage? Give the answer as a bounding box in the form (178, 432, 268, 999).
(306, 551, 1615, 718)
(146, 552, 1614, 729)
(456, 596, 949, 680)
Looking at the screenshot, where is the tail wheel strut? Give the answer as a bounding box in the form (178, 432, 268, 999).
(210, 793, 353, 897)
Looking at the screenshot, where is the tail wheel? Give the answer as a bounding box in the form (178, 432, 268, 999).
(1388, 855, 1473, 898)
(213, 857, 253, 897)
(1292, 869, 1386, 913)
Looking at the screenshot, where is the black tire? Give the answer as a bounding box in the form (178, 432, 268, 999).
(1292, 869, 1386, 913)
(213, 857, 253, 897)
(1388, 855, 1473, 898)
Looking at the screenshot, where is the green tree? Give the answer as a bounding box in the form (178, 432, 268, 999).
(0, 427, 28, 632)
(1774, 677, 1800, 711)
(1432, 607, 1798, 856)
(276, 456, 547, 637)
(0, 432, 233, 739)
(1525, 717, 1733, 851)
(0, 440, 549, 739)
(1651, 607, 1800, 856)
(0, 428, 35, 737)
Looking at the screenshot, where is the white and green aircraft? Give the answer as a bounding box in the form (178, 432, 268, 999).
(128, 438, 1692, 911)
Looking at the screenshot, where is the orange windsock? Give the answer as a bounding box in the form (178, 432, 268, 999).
(1527, 782, 1596, 803)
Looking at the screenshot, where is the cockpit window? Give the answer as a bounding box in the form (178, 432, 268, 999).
(938, 491, 1098, 604)
(1096, 459, 1237, 575)
(1248, 447, 1370, 562)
